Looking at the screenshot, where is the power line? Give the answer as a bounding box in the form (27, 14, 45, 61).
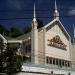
(0, 16, 74, 20)
(0, 8, 72, 12)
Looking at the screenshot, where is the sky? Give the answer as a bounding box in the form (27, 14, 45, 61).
(0, 0, 75, 38)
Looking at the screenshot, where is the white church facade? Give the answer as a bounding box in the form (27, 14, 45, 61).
(0, 0, 75, 75)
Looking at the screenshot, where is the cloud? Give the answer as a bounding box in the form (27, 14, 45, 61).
(68, 8, 75, 16)
(7, 0, 22, 10)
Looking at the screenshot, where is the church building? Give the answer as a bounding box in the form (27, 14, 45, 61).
(0, 0, 75, 75)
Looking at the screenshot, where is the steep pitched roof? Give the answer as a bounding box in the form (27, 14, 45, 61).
(44, 18, 70, 40)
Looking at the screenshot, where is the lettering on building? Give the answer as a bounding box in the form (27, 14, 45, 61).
(48, 35, 67, 50)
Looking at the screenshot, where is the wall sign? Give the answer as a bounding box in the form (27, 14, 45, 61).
(48, 35, 67, 50)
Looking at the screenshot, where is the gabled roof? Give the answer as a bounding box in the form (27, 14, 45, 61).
(0, 34, 7, 43)
(44, 18, 70, 40)
(16, 32, 31, 40)
(4, 36, 13, 40)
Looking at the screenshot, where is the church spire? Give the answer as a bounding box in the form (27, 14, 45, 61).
(53, 0, 59, 19)
(31, 1, 38, 64)
(73, 24, 75, 38)
(33, 2, 37, 22)
(32, 2, 38, 29)
(55, 0, 57, 10)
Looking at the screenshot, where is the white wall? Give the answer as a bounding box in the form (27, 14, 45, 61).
(71, 43, 75, 67)
(45, 24, 70, 60)
(38, 29, 45, 64)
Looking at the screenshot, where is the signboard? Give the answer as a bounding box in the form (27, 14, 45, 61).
(48, 35, 67, 50)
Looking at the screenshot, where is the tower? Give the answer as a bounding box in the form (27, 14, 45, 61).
(31, 3, 38, 64)
(53, 0, 59, 19)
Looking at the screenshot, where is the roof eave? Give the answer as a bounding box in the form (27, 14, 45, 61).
(44, 18, 71, 40)
(58, 19, 71, 39)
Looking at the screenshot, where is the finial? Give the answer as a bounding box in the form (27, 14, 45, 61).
(34, 2, 36, 18)
(55, 0, 57, 10)
(54, 0, 59, 19)
(33, 2, 36, 21)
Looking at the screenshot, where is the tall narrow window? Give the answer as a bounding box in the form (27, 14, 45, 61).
(56, 59, 58, 65)
(50, 58, 52, 64)
(46, 57, 49, 63)
(59, 60, 62, 67)
(62, 60, 64, 66)
(53, 58, 55, 65)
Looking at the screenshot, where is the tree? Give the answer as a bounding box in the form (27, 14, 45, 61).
(0, 37, 6, 73)
(0, 24, 5, 35)
(23, 25, 31, 33)
(0, 24, 9, 36)
(37, 19, 44, 28)
(5, 44, 22, 75)
(0, 42, 22, 74)
(10, 26, 23, 38)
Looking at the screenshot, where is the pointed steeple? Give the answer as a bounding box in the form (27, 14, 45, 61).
(31, 1, 38, 64)
(55, 0, 57, 10)
(53, 0, 59, 19)
(33, 2, 37, 22)
(32, 2, 38, 29)
(73, 24, 75, 38)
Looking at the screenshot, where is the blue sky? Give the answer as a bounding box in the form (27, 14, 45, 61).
(0, 0, 75, 37)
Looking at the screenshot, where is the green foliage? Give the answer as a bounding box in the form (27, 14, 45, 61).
(5, 45, 22, 75)
(0, 25, 5, 35)
(0, 24, 10, 36)
(0, 24, 23, 38)
(0, 43, 22, 74)
(6, 55, 22, 75)
(0, 19, 44, 37)
(0, 38, 5, 73)
(37, 19, 44, 28)
(10, 26, 23, 38)
(23, 25, 32, 33)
